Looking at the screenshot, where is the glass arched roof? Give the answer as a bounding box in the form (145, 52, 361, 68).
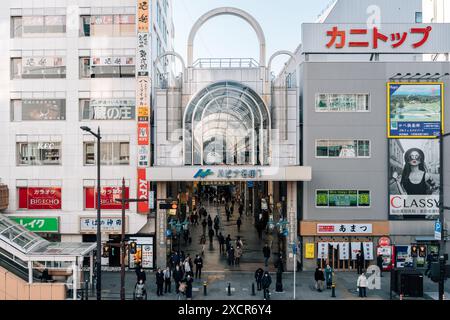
(0, 216, 49, 253)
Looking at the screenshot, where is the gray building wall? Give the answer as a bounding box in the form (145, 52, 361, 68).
(301, 61, 450, 239)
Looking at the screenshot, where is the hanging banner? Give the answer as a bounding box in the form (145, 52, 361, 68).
(138, 122, 149, 145)
(305, 243, 315, 259)
(339, 242, 349, 260)
(351, 242, 362, 260)
(137, 0, 149, 32)
(317, 242, 328, 259)
(387, 82, 443, 138)
(137, 168, 149, 214)
(136, 77, 149, 122)
(389, 139, 440, 217)
(363, 242, 374, 260)
(138, 145, 150, 167)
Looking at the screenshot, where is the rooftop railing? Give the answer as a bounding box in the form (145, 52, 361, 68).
(193, 58, 259, 69)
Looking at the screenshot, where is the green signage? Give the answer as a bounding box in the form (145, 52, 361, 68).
(10, 217, 59, 233)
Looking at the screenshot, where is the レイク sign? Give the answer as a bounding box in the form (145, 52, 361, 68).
(10, 217, 59, 233)
(317, 223, 372, 234)
(18, 187, 62, 210)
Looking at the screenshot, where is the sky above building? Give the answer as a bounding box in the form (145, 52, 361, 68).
(172, 0, 334, 74)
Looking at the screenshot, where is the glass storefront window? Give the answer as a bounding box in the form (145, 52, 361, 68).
(84, 141, 130, 165)
(315, 94, 370, 112)
(79, 57, 135, 78)
(11, 99, 66, 121)
(12, 15, 66, 38)
(17, 142, 61, 166)
(315, 190, 371, 208)
(79, 14, 135, 37)
(11, 57, 66, 79)
(316, 140, 370, 158)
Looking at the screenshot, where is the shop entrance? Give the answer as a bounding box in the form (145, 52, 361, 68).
(108, 235, 121, 267)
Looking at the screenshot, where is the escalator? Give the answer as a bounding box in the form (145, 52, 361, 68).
(0, 248, 42, 283)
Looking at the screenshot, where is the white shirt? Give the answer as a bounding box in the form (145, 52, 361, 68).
(357, 275, 368, 287)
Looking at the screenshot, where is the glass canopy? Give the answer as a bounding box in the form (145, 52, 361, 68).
(0, 215, 48, 253)
(184, 81, 270, 166)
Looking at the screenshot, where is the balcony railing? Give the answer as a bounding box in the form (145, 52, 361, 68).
(193, 58, 259, 69)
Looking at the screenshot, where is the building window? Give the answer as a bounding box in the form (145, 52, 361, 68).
(79, 14, 135, 37)
(11, 57, 66, 79)
(315, 140, 371, 158)
(315, 94, 370, 112)
(17, 142, 61, 165)
(79, 98, 135, 120)
(315, 190, 371, 208)
(11, 15, 66, 38)
(84, 141, 130, 165)
(11, 99, 66, 121)
(79, 56, 135, 78)
(415, 12, 423, 23)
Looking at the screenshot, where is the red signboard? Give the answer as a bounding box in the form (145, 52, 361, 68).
(19, 187, 62, 210)
(138, 122, 149, 145)
(137, 168, 148, 214)
(318, 225, 335, 233)
(85, 187, 129, 210)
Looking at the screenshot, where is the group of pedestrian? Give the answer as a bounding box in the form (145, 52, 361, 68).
(254, 268, 272, 300)
(225, 235, 244, 266)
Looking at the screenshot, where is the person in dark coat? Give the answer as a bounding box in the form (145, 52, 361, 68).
(263, 243, 271, 267)
(218, 232, 225, 255)
(261, 271, 272, 300)
(225, 234, 232, 251)
(208, 228, 215, 245)
(207, 215, 213, 229)
(185, 275, 194, 300)
(173, 265, 184, 294)
(314, 267, 325, 292)
(376, 254, 384, 277)
(136, 266, 146, 283)
(214, 220, 220, 236)
(163, 267, 172, 293)
(228, 245, 235, 266)
(238, 203, 244, 217)
(194, 254, 203, 279)
(274, 254, 285, 273)
(237, 217, 242, 232)
(155, 268, 164, 296)
(201, 219, 207, 235)
(356, 251, 364, 274)
(255, 267, 264, 291)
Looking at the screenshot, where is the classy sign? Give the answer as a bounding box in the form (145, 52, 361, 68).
(302, 23, 450, 54)
(317, 223, 372, 234)
(22, 187, 62, 210)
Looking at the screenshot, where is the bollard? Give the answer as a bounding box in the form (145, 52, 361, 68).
(227, 282, 231, 296)
(84, 280, 89, 300)
(252, 283, 256, 296)
(331, 283, 336, 298)
(203, 281, 207, 296)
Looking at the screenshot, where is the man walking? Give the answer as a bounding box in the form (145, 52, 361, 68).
(255, 267, 264, 291)
(237, 216, 242, 232)
(173, 265, 184, 294)
(376, 253, 383, 277)
(261, 271, 272, 300)
(163, 267, 172, 293)
(194, 254, 203, 279)
(356, 250, 363, 275)
(156, 268, 164, 296)
(218, 232, 225, 255)
(263, 243, 271, 267)
(208, 228, 215, 246)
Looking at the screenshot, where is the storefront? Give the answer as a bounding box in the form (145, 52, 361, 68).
(300, 221, 390, 271)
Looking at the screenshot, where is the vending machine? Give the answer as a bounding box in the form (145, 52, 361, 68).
(376, 245, 394, 271)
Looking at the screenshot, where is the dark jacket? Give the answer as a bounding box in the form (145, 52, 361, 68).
(156, 271, 164, 285)
(173, 268, 184, 282)
(314, 269, 325, 281)
(208, 228, 215, 238)
(255, 268, 264, 282)
(194, 257, 203, 269)
(218, 234, 225, 244)
(261, 274, 272, 289)
(263, 246, 271, 258)
(185, 277, 194, 298)
(237, 218, 242, 226)
(136, 269, 146, 282)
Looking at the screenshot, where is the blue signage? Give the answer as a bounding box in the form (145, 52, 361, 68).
(435, 220, 442, 240)
(193, 169, 214, 179)
(247, 181, 254, 188)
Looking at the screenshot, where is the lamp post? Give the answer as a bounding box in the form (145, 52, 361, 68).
(438, 132, 450, 301)
(80, 126, 102, 301)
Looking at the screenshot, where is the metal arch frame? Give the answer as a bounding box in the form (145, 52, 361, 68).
(154, 51, 187, 82)
(187, 7, 266, 67)
(266, 50, 296, 81)
(182, 81, 271, 165)
(198, 95, 256, 165)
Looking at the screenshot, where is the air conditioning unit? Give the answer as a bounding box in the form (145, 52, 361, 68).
(0, 184, 9, 211)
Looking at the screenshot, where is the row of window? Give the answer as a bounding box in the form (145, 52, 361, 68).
(11, 14, 136, 38)
(315, 190, 371, 208)
(10, 99, 136, 121)
(316, 140, 370, 158)
(11, 56, 136, 79)
(17, 141, 130, 166)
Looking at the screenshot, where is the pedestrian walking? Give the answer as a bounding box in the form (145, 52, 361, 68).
(183, 258, 192, 276)
(237, 216, 242, 232)
(235, 245, 242, 265)
(163, 267, 172, 293)
(357, 272, 368, 298)
(207, 215, 213, 229)
(185, 274, 194, 300)
(200, 234, 206, 255)
(194, 254, 203, 279)
(255, 267, 264, 290)
(228, 245, 235, 266)
(202, 219, 207, 235)
(135, 266, 146, 284)
(263, 243, 271, 267)
(235, 236, 243, 249)
(376, 254, 383, 277)
(314, 267, 325, 292)
(214, 221, 220, 236)
(225, 234, 232, 252)
(156, 268, 164, 296)
(208, 228, 215, 246)
(218, 232, 225, 255)
(238, 202, 244, 217)
(261, 271, 272, 300)
(133, 279, 147, 300)
(356, 250, 364, 274)
(173, 265, 184, 294)
(324, 264, 333, 289)
(226, 207, 231, 222)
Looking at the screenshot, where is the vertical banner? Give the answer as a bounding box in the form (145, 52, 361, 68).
(363, 242, 374, 260)
(137, 168, 149, 214)
(317, 242, 329, 259)
(351, 242, 362, 260)
(338, 242, 349, 260)
(137, 0, 149, 32)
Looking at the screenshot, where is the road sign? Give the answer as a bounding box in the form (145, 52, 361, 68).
(435, 220, 442, 240)
(292, 243, 297, 255)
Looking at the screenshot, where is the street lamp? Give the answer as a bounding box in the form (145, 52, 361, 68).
(81, 126, 102, 301)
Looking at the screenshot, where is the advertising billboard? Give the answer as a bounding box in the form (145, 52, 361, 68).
(18, 187, 62, 210)
(387, 82, 443, 138)
(85, 187, 129, 210)
(389, 139, 440, 218)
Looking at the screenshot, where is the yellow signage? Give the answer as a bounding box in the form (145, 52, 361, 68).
(305, 243, 315, 259)
(138, 106, 149, 117)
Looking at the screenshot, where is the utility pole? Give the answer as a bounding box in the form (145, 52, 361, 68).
(116, 177, 148, 301)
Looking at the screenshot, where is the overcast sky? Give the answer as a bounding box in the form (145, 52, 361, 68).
(172, 0, 334, 73)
